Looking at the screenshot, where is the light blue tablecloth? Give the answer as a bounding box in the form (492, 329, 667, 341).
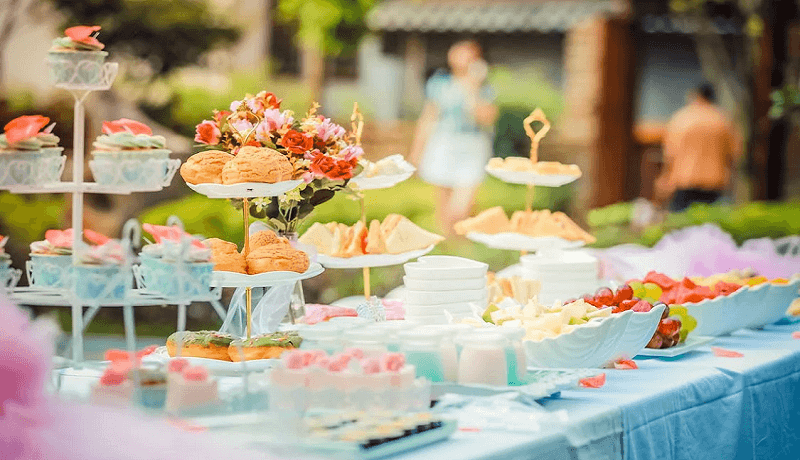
(390, 321, 800, 460)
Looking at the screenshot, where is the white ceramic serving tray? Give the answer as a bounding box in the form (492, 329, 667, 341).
(466, 232, 585, 252)
(186, 180, 303, 199)
(143, 346, 277, 375)
(317, 245, 434, 269)
(636, 335, 716, 358)
(210, 262, 324, 288)
(404, 256, 488, 280)
(485, 166, 581, 187)
(522, 304, 665, 368)
(685, 276, 800, 337)
(402, 275, 487, 292)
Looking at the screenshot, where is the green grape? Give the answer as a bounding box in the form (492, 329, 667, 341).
(668, 305, 697, 342)
(642, 282, 663, 302)
(629, 281, 646, 299)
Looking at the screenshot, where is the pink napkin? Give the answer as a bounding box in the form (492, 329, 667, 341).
(580, 373, 606, 388)
(712, 346, 744, 358)
(614, 359, 638, 370)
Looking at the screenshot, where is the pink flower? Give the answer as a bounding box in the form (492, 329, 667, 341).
(301, 171, 315, 184)
(314, 118, 346, 142)
(380, 353, 405, 372)
(229, 100, 242, 112)
(340, 145, 364, 162)
(262, 109, 294, 131)
(102, 118, 152, 136)
(230, 119, 254, 137)
(194, 120, 220, 145)
(182, 366, 209, 382)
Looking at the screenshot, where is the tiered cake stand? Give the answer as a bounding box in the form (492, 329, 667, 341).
(184, 180, 324, 338)
(2, 59, 227, 363)
(316, 105, 425, 302)
(470, 108, 584, 256)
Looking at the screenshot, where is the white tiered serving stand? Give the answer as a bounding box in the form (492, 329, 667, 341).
(2, 59, 227, 363)
(317, 106, 427, 307)
(471, 109, 589, 270)
(184, 180, 324, 338)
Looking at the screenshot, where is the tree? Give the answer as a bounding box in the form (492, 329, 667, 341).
(276, 0, 374, 101)
(47, 0, 240, 79)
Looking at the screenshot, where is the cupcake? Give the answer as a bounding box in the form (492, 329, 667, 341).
(0, 116, 64, 186)
(74, 239, 127, 302)
(28, 228, 107, 289)
(47, 25, 108, 86)
(138, 223, 213, 298)
(89, 119, 171, 187)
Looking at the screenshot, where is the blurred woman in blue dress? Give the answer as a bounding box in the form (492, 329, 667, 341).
(409, 40, 498, 235)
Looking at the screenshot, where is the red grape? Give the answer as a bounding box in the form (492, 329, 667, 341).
(618, 299, 638, 312)
(595, 287, 614, 305)
(632, 300, 653, 312)
(614, 284, 634, 304)
(657, 318, 681, 336)
(646, 334, 663, 349)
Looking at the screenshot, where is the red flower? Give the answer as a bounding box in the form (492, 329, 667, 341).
(64, 25, 104, 50)
(102, 118, 152, 135)
(213, 110, 231, 124)
(279, 129, 313, 154)
(307, 150, 358, 181)
(4, 115, 50, 145)
(194, 120, 220, 145)
(261, 92, 281, 109)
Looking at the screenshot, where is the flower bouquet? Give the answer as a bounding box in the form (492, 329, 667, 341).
(193, 90, 363, 234)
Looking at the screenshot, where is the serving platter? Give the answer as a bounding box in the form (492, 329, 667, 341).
(210, 262, 324, 288)
(317, 245, 434, 269)
(485, 166, 581, 187)
(186, 180, 303, 199)
(143, 346, 277, 374)
(636, 335, 716, 358)
(466, 231, 585, 252)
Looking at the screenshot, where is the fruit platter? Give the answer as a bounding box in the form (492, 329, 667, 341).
(469, 297, 665, 368)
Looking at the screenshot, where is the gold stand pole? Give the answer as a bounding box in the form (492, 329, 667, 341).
(242, 197, 252, 339)
(360, 196, 371, 299)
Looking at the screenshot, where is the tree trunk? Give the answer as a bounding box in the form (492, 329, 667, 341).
(300, 43, 324, 103)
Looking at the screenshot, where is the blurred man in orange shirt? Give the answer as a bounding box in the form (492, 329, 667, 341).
(655, 83, 741, 212)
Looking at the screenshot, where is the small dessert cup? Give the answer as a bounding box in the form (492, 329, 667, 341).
(28, 254, 73, 288)
(47, 50, 108, 86)
(90, 149, 171, 188)
(138, 254, 214, 298)
(74, 264, 128, 302)
(0, 150, 64, 186)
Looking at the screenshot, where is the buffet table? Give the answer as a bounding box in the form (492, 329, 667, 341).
(172, 321, 800, 460)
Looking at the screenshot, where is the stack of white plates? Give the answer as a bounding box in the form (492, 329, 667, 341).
(403, 256, 489, 324)
(519, 250, 600, 304)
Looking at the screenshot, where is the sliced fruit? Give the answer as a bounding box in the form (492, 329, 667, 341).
(632, 300, 653, 312)
(657, 317, 681, 336)
(482, 304, 499, 324)
(613, 284, 634, 304)
(642, 283, 663, 303)
(594, 287, 614, 305)
(629, 281, 646, 299)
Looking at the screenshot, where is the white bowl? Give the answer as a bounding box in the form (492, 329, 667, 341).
(404, 256, 488, 280)
(520, 251, 598, 270)
(686, 277, 800, 337)
(403, 275, 487, 292)
(404, 303, 476, 316)
(522, 304, 664, 368)
(405, 287, 488, 305)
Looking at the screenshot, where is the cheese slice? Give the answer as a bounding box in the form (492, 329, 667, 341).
(299, 222, 334, 255)
(384, 219, 444, 254)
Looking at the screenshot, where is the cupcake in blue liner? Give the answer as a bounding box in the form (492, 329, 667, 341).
(47, 25, 107, 86)
(28, 228, 110, 289)
(0, 115, 64, 186)
(90, 119, 171, 188)
(74, 239, 127, 302)
(138, 223, 214, 298)
(0, 235, 12, 287)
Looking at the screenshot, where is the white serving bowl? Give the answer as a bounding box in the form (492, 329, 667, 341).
(402, 275, 487, 292)
(404, 303, 476, 317)
(686, 276, 800, 337)
(522, 304, 665, 368)
(520, 251, 599, 271)
(404, 287, 488, 305)
(403, 256, 488, 280)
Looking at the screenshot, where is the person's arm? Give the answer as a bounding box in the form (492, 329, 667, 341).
(655, 120, 678, 205)
(409, 101, 438, 167)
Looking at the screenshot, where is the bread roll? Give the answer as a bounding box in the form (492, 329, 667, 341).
(221, 147, 293, 184)
(180, 150, 234, 184)
(245, 246, 310, 274)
